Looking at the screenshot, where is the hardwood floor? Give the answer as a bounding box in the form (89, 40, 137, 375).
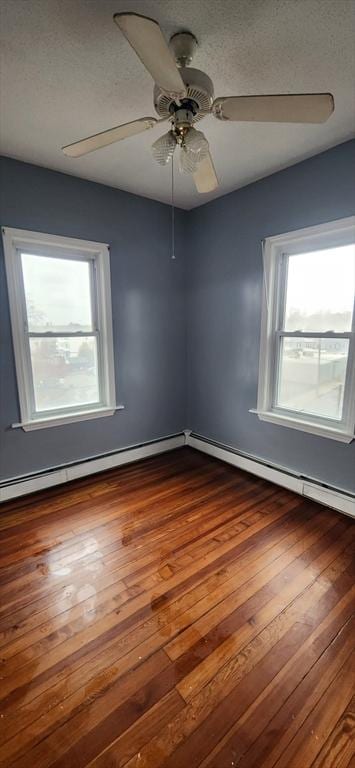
(0, 447, 354, 768)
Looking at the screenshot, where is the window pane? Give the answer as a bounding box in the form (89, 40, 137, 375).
(276, 337, 349, 421)
(30, 337, 100, 412)
(22, 253, 94, 332)
(284, 245, 355, 332)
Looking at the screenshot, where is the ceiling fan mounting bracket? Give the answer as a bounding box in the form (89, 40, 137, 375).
(169, 31, 198, 67)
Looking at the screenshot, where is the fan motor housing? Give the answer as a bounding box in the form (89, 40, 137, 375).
(153, 67, 214, 123)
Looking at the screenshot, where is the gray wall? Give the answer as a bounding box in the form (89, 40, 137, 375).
(1, 143, 354, 491)
(187, 140, 355, 494)
(0, 157, 186, 480)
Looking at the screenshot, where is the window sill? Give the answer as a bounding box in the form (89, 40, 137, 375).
(249, 409, 354, 443)
(12, 405, 125, 431)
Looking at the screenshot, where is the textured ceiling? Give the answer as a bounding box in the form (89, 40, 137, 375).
(1, 0, 354, 209)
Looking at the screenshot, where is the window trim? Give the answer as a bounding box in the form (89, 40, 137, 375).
(3, 227, 118, 430)
(254, 216, 355, 443)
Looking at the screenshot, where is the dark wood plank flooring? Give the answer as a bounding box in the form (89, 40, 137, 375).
(0, 447, 354, 767)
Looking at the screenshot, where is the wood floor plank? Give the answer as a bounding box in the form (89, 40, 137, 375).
(174, 527, 354, 702)
(0, 469, 265, 619)
(0, 505, 323, 743)
(272, 652, 355, 768)
(0, 499, 319, 707)
(165, 508, 338, 661)
(0, 504, 323, 750)
(201, 608, 355, 767)
(0, 503, 328, 675)
(0, 492, 300, 653)
(114, 561, 355, 768)
(0, 505, 316, 746)
(0, 448, 353, 768)
(310, 694, 355, 768)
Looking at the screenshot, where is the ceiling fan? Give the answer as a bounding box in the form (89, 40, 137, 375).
(62, 12, 334, 194)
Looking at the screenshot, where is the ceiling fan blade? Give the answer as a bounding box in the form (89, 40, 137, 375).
(114, 12, 186, 100)
(62, 117, 158, 157)
(213, 93, 334, 123)
(193, 150, 218, 193)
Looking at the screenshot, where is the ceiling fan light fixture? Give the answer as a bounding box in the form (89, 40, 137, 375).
(179, 145, 200, 174)
(151, 130, 176, 165)
(179, 127, 210, 174)
(183, 127, 209, 160)
(61, 11, 334, 199)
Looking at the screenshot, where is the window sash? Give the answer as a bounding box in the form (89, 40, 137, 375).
(3, 228, 116, 428)
(25, 332, 104, 420)
(255, 218, 355, 441)
(17, 251, 105, 419)
(272, 333, 353, 425)
(276, 330, 352, 339)
(21, 248, 98, 334)
(270, 250, 355, 430)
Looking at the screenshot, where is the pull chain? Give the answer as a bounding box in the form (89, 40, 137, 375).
(171, 152, 175, 260)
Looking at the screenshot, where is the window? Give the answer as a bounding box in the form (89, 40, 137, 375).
(3, 228, 117, 430)
(255, 217, 355, 442)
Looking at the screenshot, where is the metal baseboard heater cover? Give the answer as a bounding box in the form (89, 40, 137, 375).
(0, 433, 185, 502)
(1, 429, 353, 519)
(185, 431, 355, 519)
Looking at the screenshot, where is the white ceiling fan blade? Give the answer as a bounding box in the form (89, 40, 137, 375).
(62, 117, 158, 157)
(213, 94, 334, 124)
(114, 12, 186, 100)
(193, 150, 218, 193)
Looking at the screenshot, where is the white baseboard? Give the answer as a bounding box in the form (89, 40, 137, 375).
(186, 433, 355, 519)
(0, 433, 185, 503)
(1, 430, 354, 519)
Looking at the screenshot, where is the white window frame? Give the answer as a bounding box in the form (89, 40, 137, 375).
(3, 227, 118, 431)
(254, 216, 355, 443)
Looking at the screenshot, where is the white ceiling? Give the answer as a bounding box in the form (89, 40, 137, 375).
(1, 0, 354, 209)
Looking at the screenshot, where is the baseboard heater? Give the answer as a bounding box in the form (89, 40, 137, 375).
(0, 432, 185, 503)
(185, 431, 355, 519)
(1, 429, 354, 518)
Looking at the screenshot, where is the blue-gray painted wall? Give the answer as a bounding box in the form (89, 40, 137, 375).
(0, 157, 186, 480)
(187, 140, 355, 493)
(1, 142, 354, 491)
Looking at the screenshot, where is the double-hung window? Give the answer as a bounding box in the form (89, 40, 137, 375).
(3, 228, 117, 430)
(255, 217, 355, 442)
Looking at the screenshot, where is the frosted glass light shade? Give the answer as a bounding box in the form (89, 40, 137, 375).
(184, 127, 209, 159)
(180, 127, 209, 174)
(151, 131, 176, 165)
(180, 146, 200, 173)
